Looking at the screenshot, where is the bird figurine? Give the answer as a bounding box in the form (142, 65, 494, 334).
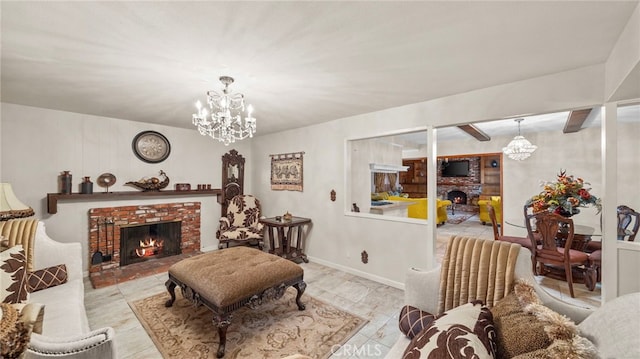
(126, 170, 170, 191)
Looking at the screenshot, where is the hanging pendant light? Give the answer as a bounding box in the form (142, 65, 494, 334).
(502, 118, 537, 160)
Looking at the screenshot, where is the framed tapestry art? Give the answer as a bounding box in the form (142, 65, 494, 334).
(270, 152, 304, 191)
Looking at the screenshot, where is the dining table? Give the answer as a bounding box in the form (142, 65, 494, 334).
(505, 220, 601, 252)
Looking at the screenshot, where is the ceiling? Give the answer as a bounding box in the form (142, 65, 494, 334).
(377, 103, 639, 148)
(1, 1, 638, 137)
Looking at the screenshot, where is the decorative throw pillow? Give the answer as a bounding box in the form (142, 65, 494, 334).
(27, 264, 68, 293)
(398, 305, 436, 339)
(491, 287, 550, 358)
(0, 303, 31, 358)
(403, 300, 497, 359)
(12, 302, 45, 335)
(1, 245, 29, 304)
(491, 280, 598, 359)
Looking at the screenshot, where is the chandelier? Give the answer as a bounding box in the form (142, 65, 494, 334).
(192, 76, 256, 146)
(502, 118, 537, 160)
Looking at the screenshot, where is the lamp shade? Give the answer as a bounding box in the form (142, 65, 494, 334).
(0, 183, 34, 220)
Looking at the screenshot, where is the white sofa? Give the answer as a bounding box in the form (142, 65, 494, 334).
(385, 236, 640, 358)
(10, 220, 116, 359)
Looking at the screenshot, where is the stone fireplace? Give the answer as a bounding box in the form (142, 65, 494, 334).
(88, 202, 201, 287)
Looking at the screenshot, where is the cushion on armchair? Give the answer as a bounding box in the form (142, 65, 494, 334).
(402, 301, 497, 359)
(27, 264, 68, 293)
(492, 280, 598, 359)
(398, 305, 436, 339)
(1, 302, 31, 358)
(1, 245, 29, 304)
(217, 195, 264, 249)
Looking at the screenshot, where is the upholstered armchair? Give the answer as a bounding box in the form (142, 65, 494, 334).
(217, 195, 264, 249)
(385, 235, 594, 357)
(478, 196, 501, 225)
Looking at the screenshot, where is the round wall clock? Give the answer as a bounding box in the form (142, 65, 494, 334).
(132, 131, 171, 163)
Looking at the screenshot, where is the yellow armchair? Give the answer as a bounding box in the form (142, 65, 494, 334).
(478, 196, 501, 225)
(387, 196, 451, 224)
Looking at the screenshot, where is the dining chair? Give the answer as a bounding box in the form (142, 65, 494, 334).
(616, 205, 639, 241)
(586, 205, 639, 291)
(525, 211, 589, 298)
(488, 204, 533, 250)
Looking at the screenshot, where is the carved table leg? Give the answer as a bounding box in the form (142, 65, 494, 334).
(585, 265, 597, 291)
(213, 313, 232, 358)
(165, 279, 177, 307)
(294, 281, 307, 310)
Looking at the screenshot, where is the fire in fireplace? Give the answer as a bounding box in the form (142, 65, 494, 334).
(135, 238, 164, 258)
(447, 190, 468, 205)
(120, 221, 182, 267)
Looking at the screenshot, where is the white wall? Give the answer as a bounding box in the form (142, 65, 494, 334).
(251, 65, 609, 288)
(1, 103, 253, 272)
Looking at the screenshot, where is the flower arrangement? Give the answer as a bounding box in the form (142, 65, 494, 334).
(527, 170, 602, 216)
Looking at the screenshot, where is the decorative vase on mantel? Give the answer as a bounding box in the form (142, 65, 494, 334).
(59, 171, 72, 194)
(81, 176, 93, 194)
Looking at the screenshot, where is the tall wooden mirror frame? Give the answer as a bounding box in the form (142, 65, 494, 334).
(220, 149, 245, 214)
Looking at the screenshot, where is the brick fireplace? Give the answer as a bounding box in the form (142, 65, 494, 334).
(88, 202, 201, 288)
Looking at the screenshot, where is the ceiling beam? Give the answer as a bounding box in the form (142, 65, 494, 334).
(457, 124, 491, 141)
(563, 108, 592, 133)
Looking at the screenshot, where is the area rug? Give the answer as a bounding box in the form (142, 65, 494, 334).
(129, 288, 367, 359)
(446, 212, 475, 224)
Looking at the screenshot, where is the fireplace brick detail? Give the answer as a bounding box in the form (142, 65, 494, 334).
(88, 202, 201, 281)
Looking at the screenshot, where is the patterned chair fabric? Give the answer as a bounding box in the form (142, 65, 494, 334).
(0, 219, 39, 272)
(216, 195, 264, 249)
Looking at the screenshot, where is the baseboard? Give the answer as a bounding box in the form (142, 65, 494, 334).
(201, 245, 219, 253)
(306, 255, 405, 290)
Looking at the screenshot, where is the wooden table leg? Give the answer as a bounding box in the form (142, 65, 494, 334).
(164, 279, 177, 307)
(285, 226, 294, 257)
(267, 226, 276, 255)
(213, 313, 232, 358)
(294, 281, 306, 310)
(277, 227, 286, 256)
(295, 224, 309, 263)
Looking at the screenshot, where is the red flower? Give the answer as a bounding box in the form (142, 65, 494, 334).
(578, 188, 591, 200)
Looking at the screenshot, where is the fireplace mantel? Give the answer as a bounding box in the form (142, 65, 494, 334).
(47, 189, 222, 214)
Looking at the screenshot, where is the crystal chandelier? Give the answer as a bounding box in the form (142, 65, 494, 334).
(502, 118, 537, 160)
(192, 76, 256, 146)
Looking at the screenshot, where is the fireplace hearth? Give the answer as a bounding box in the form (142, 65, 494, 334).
(88, 202, 201, 288)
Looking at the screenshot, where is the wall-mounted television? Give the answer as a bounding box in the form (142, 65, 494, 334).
(441, 160, 470, 177)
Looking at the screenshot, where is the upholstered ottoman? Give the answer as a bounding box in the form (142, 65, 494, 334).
(165, 246, 306, 358)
